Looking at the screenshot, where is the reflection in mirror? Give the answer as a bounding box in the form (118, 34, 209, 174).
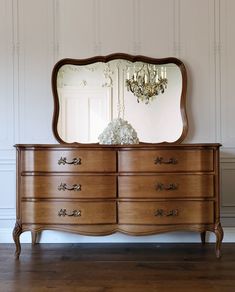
(54, 56, 187, 144)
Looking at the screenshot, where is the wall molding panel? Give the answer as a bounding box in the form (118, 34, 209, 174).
(56, 0, 97, 59)
(0, 162, 16, 212)
(179, 0, 217, 143)
(0, 209, 16, 221)
(173, 0, 181, 57)
(131, 0, 141, 54)
(17, 0, 56, 144)
(221, 162, 235, 225)
(0, 0, 14, 154)
(92, 0, 101, 55)
(220, 0, 235, 155)
(0, 0, 234, 243)
(138, 0, 174, 57)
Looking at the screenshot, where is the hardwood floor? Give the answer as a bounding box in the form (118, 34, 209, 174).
(0, 243, 235, 292)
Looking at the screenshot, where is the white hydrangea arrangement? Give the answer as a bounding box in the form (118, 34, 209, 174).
(98, 118, 139, 145)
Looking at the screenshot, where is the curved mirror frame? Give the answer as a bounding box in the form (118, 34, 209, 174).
(52, 53, 188, 144)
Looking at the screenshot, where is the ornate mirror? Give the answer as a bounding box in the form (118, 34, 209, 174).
(52, 53, 188, 144)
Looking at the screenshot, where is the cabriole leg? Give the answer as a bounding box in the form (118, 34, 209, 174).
(31, 231, 37, 245)
(12, 220, 22, 259)
(214, 223, 224, 258)
(200, 231, 206, 245)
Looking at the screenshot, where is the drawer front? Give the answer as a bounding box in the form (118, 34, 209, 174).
(118, 175, 214, 198)
(21, 175, 116, 199)
(22, 201, 116, 224)
(21, 150, 116, 172)
(118, 201, 214, 224)
(118, 150, 214, 172)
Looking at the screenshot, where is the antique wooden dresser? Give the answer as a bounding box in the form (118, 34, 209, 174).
(13, 143, 223, 258)
(13, 54, 223, 258)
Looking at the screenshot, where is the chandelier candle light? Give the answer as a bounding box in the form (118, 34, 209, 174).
(126, 63, 168, 104)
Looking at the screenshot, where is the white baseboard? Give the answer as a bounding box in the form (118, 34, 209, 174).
(1, 227, 235, 243)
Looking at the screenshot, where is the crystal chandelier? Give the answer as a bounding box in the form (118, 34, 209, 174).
(126, 64, 168, 104)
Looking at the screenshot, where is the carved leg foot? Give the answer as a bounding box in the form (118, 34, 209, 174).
(200, 231, 206, 245)
(12, 220, 22, 259)
(214, 222, 224, 258)
(31, 231, 38, 245)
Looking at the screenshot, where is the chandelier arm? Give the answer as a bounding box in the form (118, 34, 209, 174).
(152, 67, 157, 80)
(136, 64, 145, 75)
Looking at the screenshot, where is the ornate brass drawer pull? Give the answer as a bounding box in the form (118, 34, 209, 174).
(58, 183, 81, 191)
(58, 157, 81, 165)
(154, 209, 178, 217)
(155, 183, 178, 191)
(58, 208, 81, 217)
(154, 157, 178, 165)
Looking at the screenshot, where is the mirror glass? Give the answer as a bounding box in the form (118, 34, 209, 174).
(53, 56, 187, 144)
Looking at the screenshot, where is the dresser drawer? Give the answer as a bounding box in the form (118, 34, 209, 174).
(118, 174, 214, 198)
(22, 201, 116, 224)
(118, 201, 214, 224)
(21, 150, 116, 172)
(118, 150, 214, 172)
(21, 175, 116, 199)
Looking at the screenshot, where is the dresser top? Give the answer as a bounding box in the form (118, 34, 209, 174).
(15, 143, 221, 150)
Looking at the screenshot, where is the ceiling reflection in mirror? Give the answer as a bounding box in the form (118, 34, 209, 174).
(55, 58, 186, 144)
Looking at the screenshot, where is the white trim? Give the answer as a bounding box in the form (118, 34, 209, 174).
(0, 159, 15, 165)
(0, 208, 16, 220)
(1, 227, 235, 243)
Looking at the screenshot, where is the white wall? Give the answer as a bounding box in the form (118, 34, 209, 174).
(0, 0, 235, 243)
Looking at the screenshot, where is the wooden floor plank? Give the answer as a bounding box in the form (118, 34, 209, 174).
(0, 243, 235, 292)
